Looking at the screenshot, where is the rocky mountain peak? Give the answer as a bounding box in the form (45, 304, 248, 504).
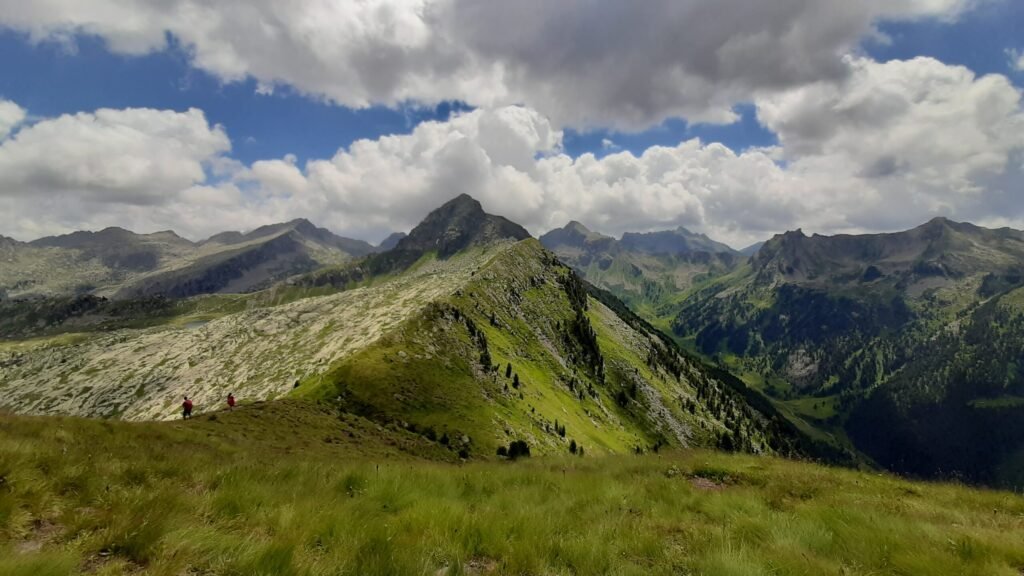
(538, 221, 614, 251)
(394, 194, 531, 257)
(287, 218, 319, 235)
(566, 220, 592, 234)
(376, 232, 407, 251)
(620, 226, 736, 256)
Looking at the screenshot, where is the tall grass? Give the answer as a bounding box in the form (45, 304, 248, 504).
(1, 405, 1023, 575)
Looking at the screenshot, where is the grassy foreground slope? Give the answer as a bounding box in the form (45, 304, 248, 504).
(2, 405, 1023, 576)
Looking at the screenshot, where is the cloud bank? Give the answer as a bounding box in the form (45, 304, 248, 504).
(0, 0, 976, 130)
(0, 55, 1020, 246)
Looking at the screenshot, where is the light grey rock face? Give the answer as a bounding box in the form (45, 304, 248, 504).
(0, 245, 509, 421)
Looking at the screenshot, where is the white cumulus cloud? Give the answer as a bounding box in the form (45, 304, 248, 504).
(0, 106, 231, 239)
(0, 99, 26, 139)
(0, 107, 229, 203)
(756, 57, 1024, 231)
(0, 0, 979, 130)
(220, 57, 1024, 245)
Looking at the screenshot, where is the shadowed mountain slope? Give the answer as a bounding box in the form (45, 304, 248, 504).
(0, 220, 377, 300)
(376, 231, 407, 251)
(671, 218, 1024, 488)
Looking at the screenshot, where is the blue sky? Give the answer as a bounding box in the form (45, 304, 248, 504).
(0, 1, 1021, 245)
(868, 0, 1024, 77)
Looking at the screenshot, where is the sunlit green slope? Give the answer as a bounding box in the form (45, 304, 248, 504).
(298, 239, 807, 458)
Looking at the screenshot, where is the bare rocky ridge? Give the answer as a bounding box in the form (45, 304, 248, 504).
(0, 245, 508, 420)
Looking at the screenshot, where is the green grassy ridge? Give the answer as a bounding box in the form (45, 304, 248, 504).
(297, 240, 811, 460)
(450, 240, 656, 454)
(298, 239, 655, 456)
(2, 406, 1024, 576)
(295, 302, 500, 454)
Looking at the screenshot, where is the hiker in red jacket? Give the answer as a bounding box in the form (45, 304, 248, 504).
(227, 393, 236, 411)
(182, 396, 193, 420)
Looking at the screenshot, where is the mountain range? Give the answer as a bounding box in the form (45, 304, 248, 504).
(534, 215, 1024, 488)
(0, 218, 393, 301)
(3, 197, 1024, 488)
(668, 217, 1024, 486)
(539, 221, 742, 320)
(0, 194, 813, 462)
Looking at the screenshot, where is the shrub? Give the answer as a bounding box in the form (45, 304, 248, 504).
(507, 440, 531, 460)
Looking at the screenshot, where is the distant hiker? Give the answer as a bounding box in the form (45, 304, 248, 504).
(182, 396, 194, 420)
(227, 393, 236, 411)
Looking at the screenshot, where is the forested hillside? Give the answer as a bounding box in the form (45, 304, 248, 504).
(669, 218, 1024, 487)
